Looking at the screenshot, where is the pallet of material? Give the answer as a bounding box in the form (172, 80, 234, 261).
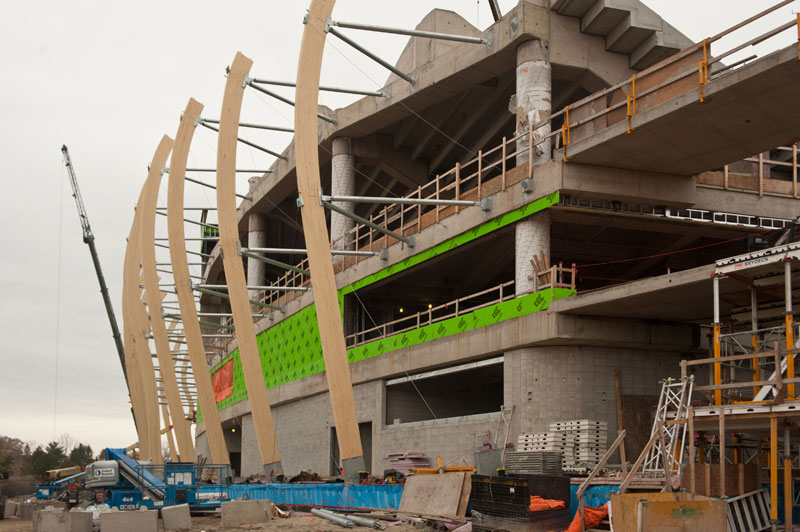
(386, 452, 430, 475)
(504, 451, 563, 476)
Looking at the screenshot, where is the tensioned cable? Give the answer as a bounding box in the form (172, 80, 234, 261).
(350, 289, 437, 419)
(53, 158, 65, 439)
(248, 84, 401, 199)
(326, 38, 477, 158)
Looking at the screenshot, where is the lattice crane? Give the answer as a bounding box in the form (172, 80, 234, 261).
(61, 145, 128, 390)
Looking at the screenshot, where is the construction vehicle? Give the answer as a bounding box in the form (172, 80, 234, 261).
(61, 145, 128, 390)
(35, 469, 86, 504)
(84, 449, 231, 511)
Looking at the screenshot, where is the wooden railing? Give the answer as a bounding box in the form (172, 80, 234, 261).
(697, 144, 799, 198)
(344, 280, 516, 348)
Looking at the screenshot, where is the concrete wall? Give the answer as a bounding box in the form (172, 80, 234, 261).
(504, 345, 684, 445)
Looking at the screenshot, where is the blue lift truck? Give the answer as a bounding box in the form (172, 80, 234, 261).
(83, 449, 231, 512)
(36, 470, 86, 505)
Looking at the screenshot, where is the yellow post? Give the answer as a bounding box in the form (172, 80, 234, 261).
(770, 417, 778, 523)
(714, 324, 722, 406)
(753, 334, 761, 398)
(787, 312, 795, 399)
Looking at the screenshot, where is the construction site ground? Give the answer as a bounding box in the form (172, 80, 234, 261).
(0, 514, 420, 532)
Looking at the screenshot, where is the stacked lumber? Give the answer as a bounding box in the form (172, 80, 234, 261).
(386, 452, 429, 475)
(550, 419, 608, 472)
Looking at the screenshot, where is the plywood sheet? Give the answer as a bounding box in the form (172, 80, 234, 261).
(398, 473, 466, 516)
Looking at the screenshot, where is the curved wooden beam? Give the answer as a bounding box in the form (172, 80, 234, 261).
(122, 202, 150, 458)
(296, 0, 365, 481)
(140, 135, 196, 460)
(168, 98, 230, 465)
(123, 179, 162, 462)
(217, 52, 282, 476)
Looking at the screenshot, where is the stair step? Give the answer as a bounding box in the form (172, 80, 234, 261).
(606, 17, 656, 54)
(551, 0, 597, 18)
(630, 32, 682, 70)
(581, 0, 629, 36)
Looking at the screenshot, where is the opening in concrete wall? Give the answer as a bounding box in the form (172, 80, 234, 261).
(330, 422, 373, 476)
(385, 357, 503, 425)
(222, 419, 242, 477)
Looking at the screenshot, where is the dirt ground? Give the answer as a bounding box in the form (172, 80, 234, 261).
(0, 513, 421, 532)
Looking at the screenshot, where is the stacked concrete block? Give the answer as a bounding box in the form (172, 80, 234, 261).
(3, 500, 18, 518)
(220, 500, 269, 526)
(18, 502, 35, 519)
(160, 504, 191, 532)
(35, 510, 91, 532)
(100, 510, 158, 532)
(549, 419, 608, 472)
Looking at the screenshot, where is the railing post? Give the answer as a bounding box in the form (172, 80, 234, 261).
(528, 122, 533, 178)
(502, 136, 507, 190)
(571, 263, 577, 290)
(369, 214, 374, 252)
(724, 165, 729, 190)
(758, 152, 764, 197)
(477, 149, 483, 199)
(455, 162, 461, 213)
(793, 142, 798, 198)
(435, 174, 441, 223)
(417, 186, 422, 231)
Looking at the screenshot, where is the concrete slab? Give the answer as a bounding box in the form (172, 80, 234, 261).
(220, 500, 269, 526)
(35, 511, 92, 532)
(3, 500, 17, 519)
(18, 502, 35, 520)
(160, 504, 191, 532)
(100, 510, 158, 532)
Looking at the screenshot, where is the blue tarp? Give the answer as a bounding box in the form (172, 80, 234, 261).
(568, 484, 616, 513)
(201, 483, 403, 510)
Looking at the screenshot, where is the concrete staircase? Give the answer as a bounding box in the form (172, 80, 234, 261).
(550, 0, 693, 70)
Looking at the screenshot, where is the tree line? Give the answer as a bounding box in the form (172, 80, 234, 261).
(0, 435, 94, 479)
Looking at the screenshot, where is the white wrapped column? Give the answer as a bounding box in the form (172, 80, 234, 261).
(330, 137, 356, 250)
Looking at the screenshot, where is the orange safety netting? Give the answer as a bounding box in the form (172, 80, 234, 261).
(212, 359, 234, 402)
(529, 496, 566, 512)
(559, 503, 609, 532)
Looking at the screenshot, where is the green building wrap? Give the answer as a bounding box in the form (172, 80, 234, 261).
(200, 192, 566, 419)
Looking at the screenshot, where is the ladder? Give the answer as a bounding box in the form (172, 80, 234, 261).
(641, 376, 693, 477)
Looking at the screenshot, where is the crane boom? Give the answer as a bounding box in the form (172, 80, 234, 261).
(61, 145, 129, 390)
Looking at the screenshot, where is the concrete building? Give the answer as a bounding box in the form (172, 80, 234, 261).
(193, 0, 800, 477)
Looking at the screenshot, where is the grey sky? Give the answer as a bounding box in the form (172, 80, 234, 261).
(0, 0, 794, 454)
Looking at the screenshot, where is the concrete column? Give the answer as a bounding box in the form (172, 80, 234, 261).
(247, 213, 268, 300)
(514, 40, 552, 296)
(515, 213, 550, 294)
(330, 137, 356, 250)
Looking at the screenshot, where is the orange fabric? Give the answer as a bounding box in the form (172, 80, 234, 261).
(560, 503, 609, 532)
(212, 359, 234, 402)
(529, 496, 566, 512)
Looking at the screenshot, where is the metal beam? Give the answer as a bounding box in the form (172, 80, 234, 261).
(326, 26, 414, 85)
(198, 120, 288, 160)
(327, 19, 487, 44)
(200, 118, 293, 133)
(250, 78, 386, 98)
(321, 200, 412, 246)
(245, 80, 337, 124)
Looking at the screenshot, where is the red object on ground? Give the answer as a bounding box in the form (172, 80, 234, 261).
(560, 503, 609, 532)
(529, 496, 566, 512)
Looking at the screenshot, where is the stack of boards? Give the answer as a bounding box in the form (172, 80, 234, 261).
(516, 419, 608, 473)
(504, 450, 563, 475)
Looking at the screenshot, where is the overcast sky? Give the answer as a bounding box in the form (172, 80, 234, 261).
(0, 0, 795, 455)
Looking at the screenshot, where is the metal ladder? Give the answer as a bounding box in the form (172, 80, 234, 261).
(641, 376, 694, 477)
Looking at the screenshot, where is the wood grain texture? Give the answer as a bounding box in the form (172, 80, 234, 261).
(168, 98, 230, 465)
(123, 179, 162, 462)
(163, 322, 179, 460)
(398, 473, 466, 515)
(217, 52, 280, 466)
(296, 0, 363, 461)
(140, 134, 195, 460)
(121, 205, 150, 457)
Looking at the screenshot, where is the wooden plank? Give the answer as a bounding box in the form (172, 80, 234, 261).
(168, 98, 230, 465)
(139, 134, 195, 461)
(121, 207, 151, 458)
(455, 472, 472, 517)
(123, 147, 170, 463)
(295, 0, 364, 466)
(217, 53, 281, 467)
(398, 473, 465, 516)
